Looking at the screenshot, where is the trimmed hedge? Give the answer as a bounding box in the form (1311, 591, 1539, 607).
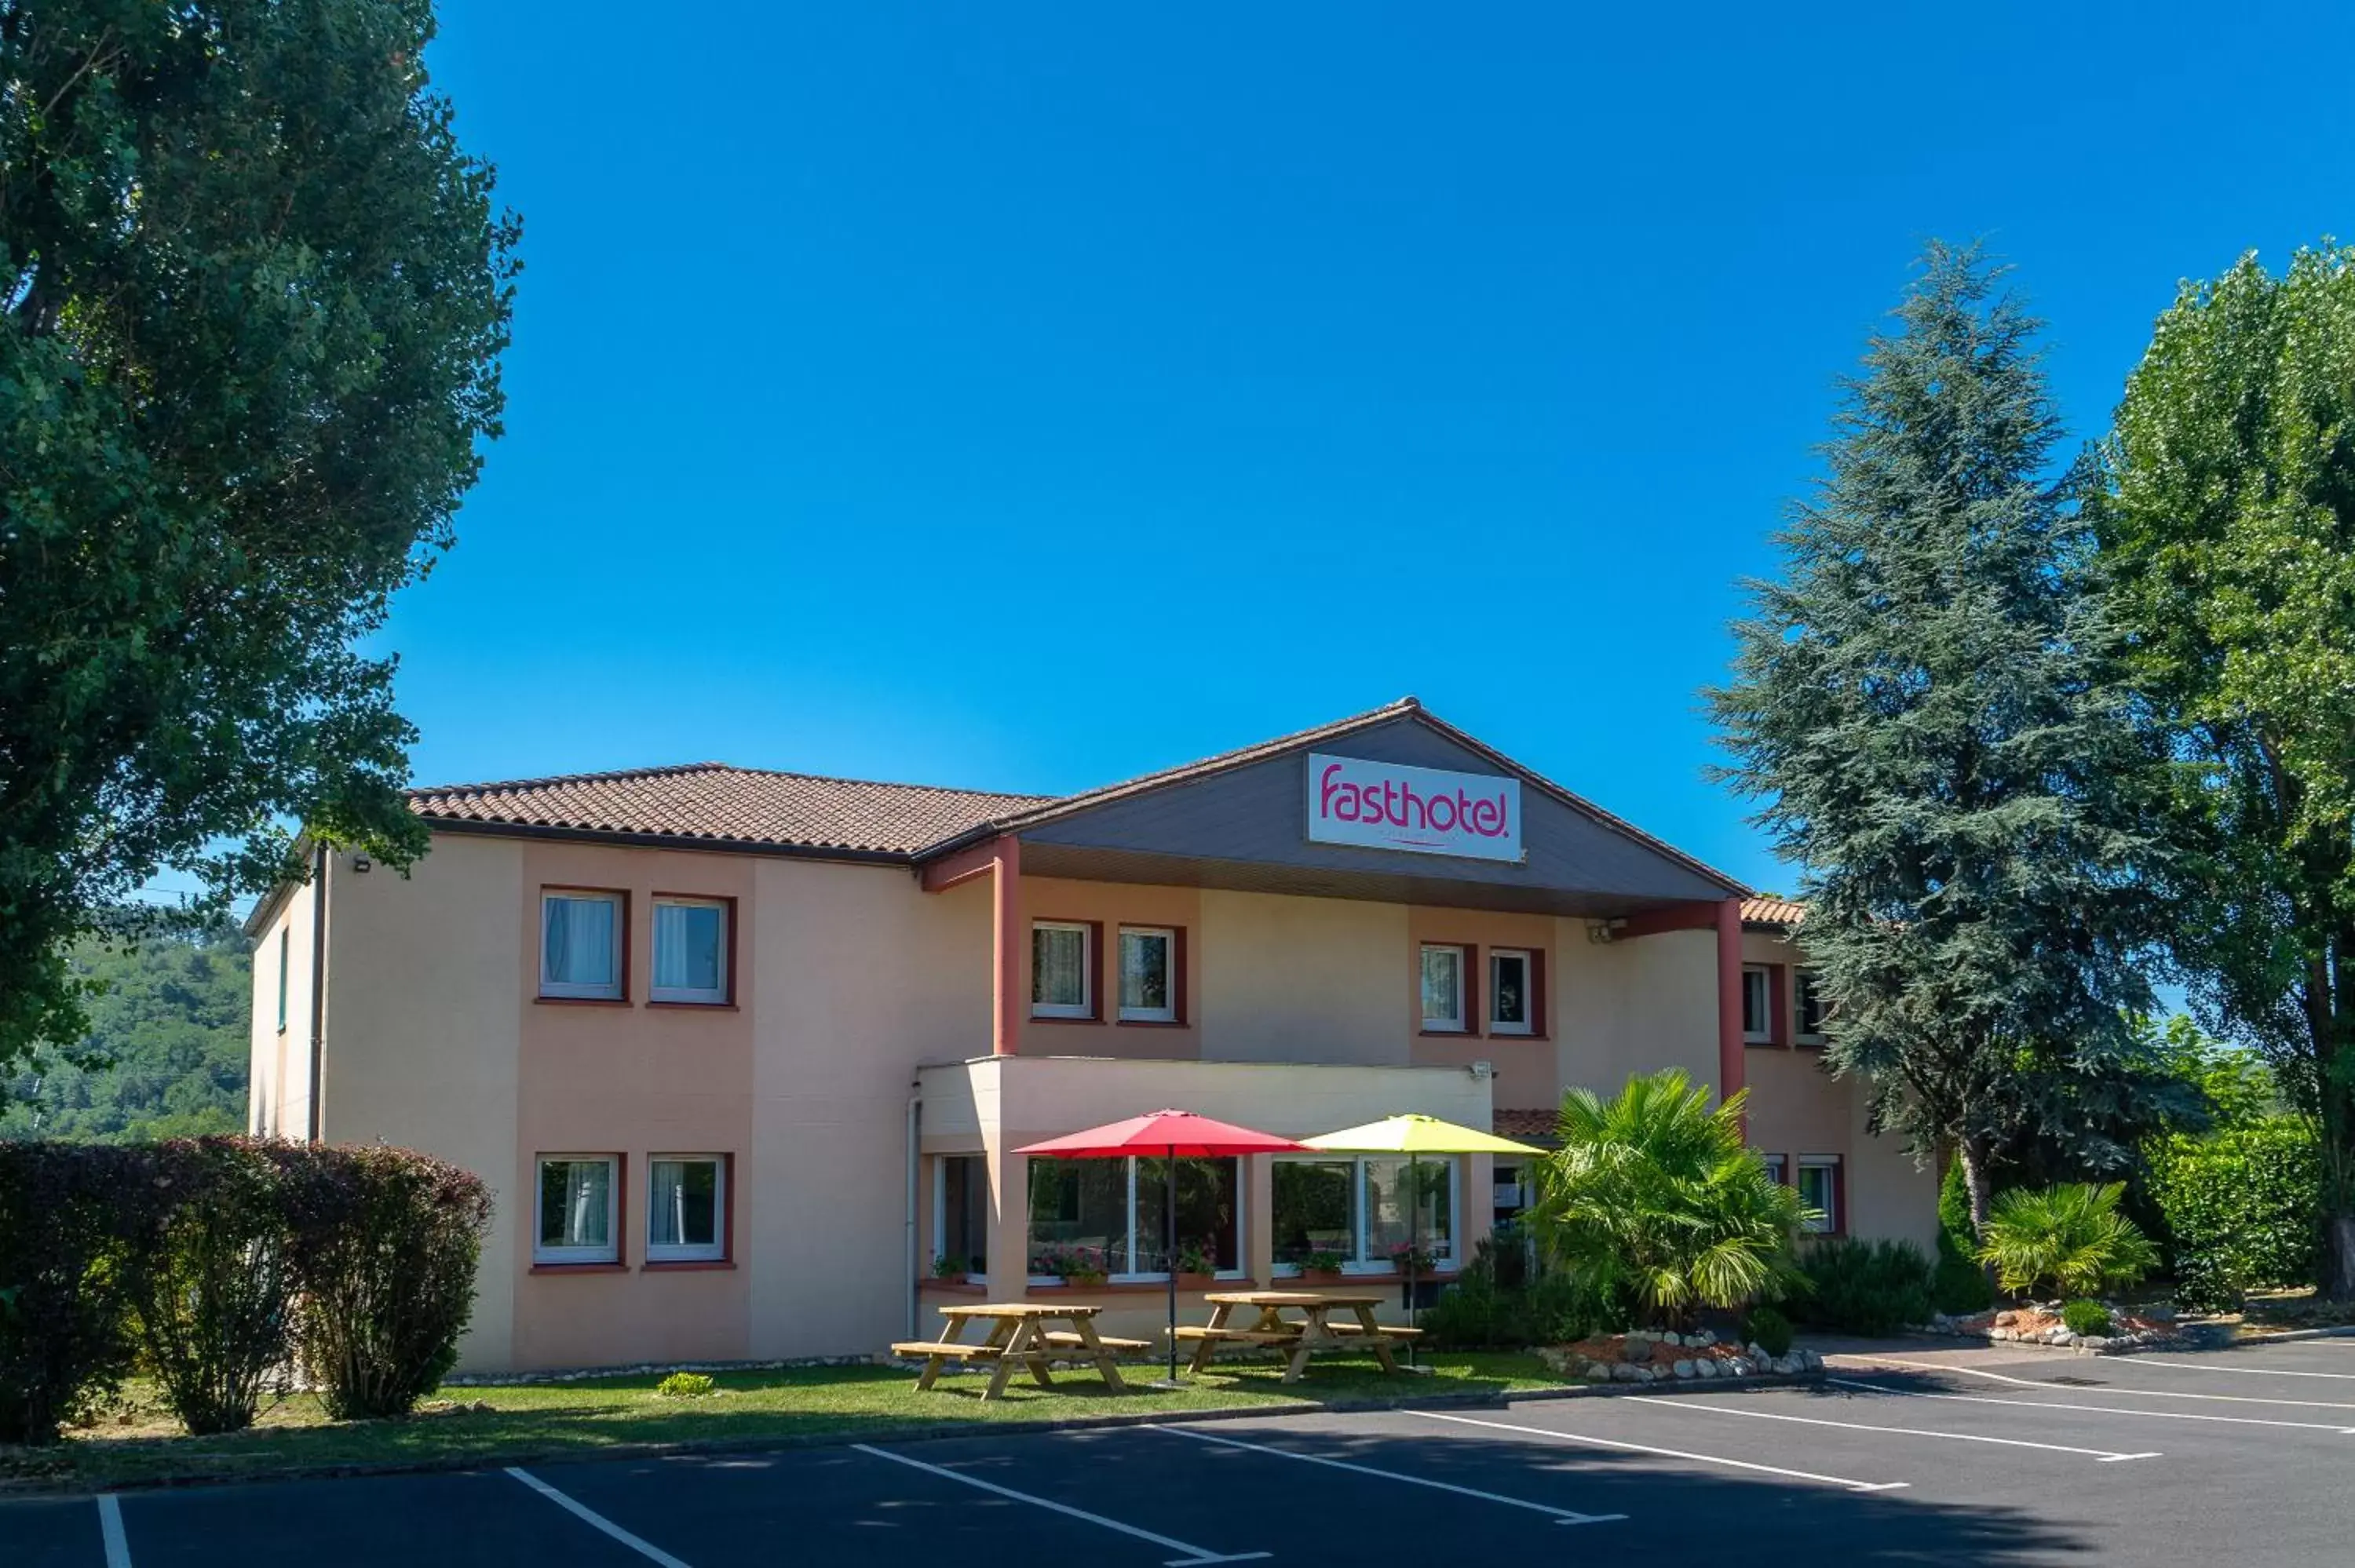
(2146, 1120, 2320, 1312)
(1791, 1237, 1934, 1336)
(0, 1137, 490, 1443)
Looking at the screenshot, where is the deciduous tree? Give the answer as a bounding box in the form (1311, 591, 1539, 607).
(2095, 244, 2355, 1297)
(0, 0, 517, 1070)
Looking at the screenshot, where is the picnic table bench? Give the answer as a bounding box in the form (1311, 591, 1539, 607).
(892, 1303, 1134, 1400)
(1184, 1291, 1421, 1381)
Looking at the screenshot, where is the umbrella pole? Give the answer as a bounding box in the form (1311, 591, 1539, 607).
(1166, 1147, 1179, 1383)
(1407, 1153, 1419, 1369)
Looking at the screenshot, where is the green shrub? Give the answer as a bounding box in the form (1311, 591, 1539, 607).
(1977, 1183, 2159, 1301)
(2146, 1120, 2320, 1312)
(1747, 1304, 1794, 1357)
(655, 1371, 715, 1398)
(125, 1140, 295, 1435)
(285, 1145, 492, 1420)
(1932, 1161, 1995, 1314)
(1530, 1070, 1808, 1330)
(1791, 1238, 1933, 1336)
(0, 1143, 162, 1443)
(2061, 1299, 2112, 1337)
(1420, 1238, 1605, 1350)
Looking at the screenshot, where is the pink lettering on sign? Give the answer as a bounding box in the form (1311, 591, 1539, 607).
(1307, 753, 1524, 863)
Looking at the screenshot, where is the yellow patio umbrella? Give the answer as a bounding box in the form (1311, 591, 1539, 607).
(1298, 1114, 1546, 1362)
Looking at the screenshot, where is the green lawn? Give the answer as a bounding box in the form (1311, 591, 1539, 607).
(5, 1353, 1567, 1492)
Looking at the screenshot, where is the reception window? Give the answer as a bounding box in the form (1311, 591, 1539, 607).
(1026, 1156, 1240, 1281)
(1272, 1155, 1456, 1272)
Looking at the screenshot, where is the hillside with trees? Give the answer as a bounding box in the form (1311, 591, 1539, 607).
(0, 926, 250, 1142)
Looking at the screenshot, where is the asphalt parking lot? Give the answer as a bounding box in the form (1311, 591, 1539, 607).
(9, 1333, 2355, 1566)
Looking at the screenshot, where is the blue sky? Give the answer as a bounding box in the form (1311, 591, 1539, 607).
(396, 0, 2354, 893)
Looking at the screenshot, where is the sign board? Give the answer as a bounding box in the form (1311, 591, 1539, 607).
(1305, 753, 1524, 862)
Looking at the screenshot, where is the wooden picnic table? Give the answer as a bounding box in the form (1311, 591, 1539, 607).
(890, 1303, 1148, 1401)
(1174, 1289, 1422, 1382)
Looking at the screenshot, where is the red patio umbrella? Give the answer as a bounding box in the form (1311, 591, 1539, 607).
(1017, 1110, 1308, 1384)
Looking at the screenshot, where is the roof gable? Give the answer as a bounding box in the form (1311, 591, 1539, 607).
(997, 704, 1743, 909)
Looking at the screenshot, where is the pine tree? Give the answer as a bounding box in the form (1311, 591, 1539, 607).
(1711, 242, 2176, 1236)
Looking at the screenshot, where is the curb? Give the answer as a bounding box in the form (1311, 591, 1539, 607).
(2216, 1323, 2355, 1347)
(0, 1368, 1826, 1501)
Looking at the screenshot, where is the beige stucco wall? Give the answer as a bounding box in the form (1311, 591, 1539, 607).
(1552, 923, 1720, 1102)
(746, 858, 991, 1360)
(246, 884, 319, 1142)
(1196, 890, 1409, 1065)
(305, 836, 527, 1370)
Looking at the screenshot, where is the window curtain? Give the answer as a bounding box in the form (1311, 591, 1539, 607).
(1420, 947, 1461, 1022)
(655, 903, 721, 992)
(651, 1160, 686, 1247)
(564, 1161, 610, 1246)
(546, 897, 615, 987)
(1034, 927, 1085, 1006)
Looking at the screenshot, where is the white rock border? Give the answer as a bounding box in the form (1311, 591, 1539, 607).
(1532, 1329, 1823, 1384)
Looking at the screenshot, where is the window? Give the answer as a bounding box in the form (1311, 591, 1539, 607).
(1795, 968, 1826, 1042)
(1741, 965, 1772, 1043)
(1797, 1157, 1840, 1235)
(652, 897, 729, 1005)
(1025, 1156, 1240, 1280)
(1420, 944, 1467, 1032)
(542, 892, 625, 1000)
(276, 926, 290, 1033)
(1489, 949, 1533, 1035)
(535, 1155, 619, 1264)
(1272, 1154, 1458, 1272)
(937, 1154, 990, 1277)
(647, 1156, 725, 1262)
(1760, 1153, 1787, 1187)
(1118, 927, 1177, 1023)
(1031, 921, 1093, 1019)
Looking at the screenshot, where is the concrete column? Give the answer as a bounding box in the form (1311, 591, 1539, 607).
(992, 837, 1023, 1056)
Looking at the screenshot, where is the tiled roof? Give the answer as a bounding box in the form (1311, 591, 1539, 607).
(1492, 1108, 1560, 1146)
(407, 763, 1056, 857)
(1741, 896, 1807, 927)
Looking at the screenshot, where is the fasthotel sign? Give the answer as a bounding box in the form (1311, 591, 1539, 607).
(1305, 753, 1524, 862)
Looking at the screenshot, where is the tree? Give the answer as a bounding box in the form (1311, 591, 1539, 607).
(1712, 241, 2174, 1238)
(2095, 244, 2355, 1299)
(1528, 1069, 1809, 1331)
(0, 924, 251, 1141)
(0, 1, 517, 1070)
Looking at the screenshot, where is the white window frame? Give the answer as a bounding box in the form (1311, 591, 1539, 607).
(645, 1154, 726, 1263)
(1116, 926, 1178, 1023)
(1488, 948, 1533, 1036)
(1269, 1154, 1460, 1277)
(1795, 967, 1827, 1044)
(1760, 1153, 1787, 1187)
(649, 896, 730, 1005)
(1031, 921, 1094, 1019)
(533, 1154, 620, 1264)
(1798, 1155, 1840, 1235)
(540, 891, 626, 1001)
(1024, 1154, 1246, 1285)
(1420, 944, 1468, 1033)
(1741, 964, 1773, 1044)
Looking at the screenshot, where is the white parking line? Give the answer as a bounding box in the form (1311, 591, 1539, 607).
(1825, 1377, 2355, 1434)
(506, 1468, 694, 1568)
(2121, 1359, 2355, 1381)
(853, 1442, 1272, 1566)
(1404, 1409, 1909, 1493)
(1623, 1394, 2161, 1461)
(1826, 1354, 2355, 1411)
(1156, 1423, 1626, 1526)
(97, 1495, 131, 1568)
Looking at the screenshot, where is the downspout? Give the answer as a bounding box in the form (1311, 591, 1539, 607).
(905, 1078, 923, 1340)
(306, 842, 330, 1145)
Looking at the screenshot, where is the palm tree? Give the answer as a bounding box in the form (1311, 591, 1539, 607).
(1976, 1183, 2159, 1301)
(1528, 1069, 1809, 1331)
